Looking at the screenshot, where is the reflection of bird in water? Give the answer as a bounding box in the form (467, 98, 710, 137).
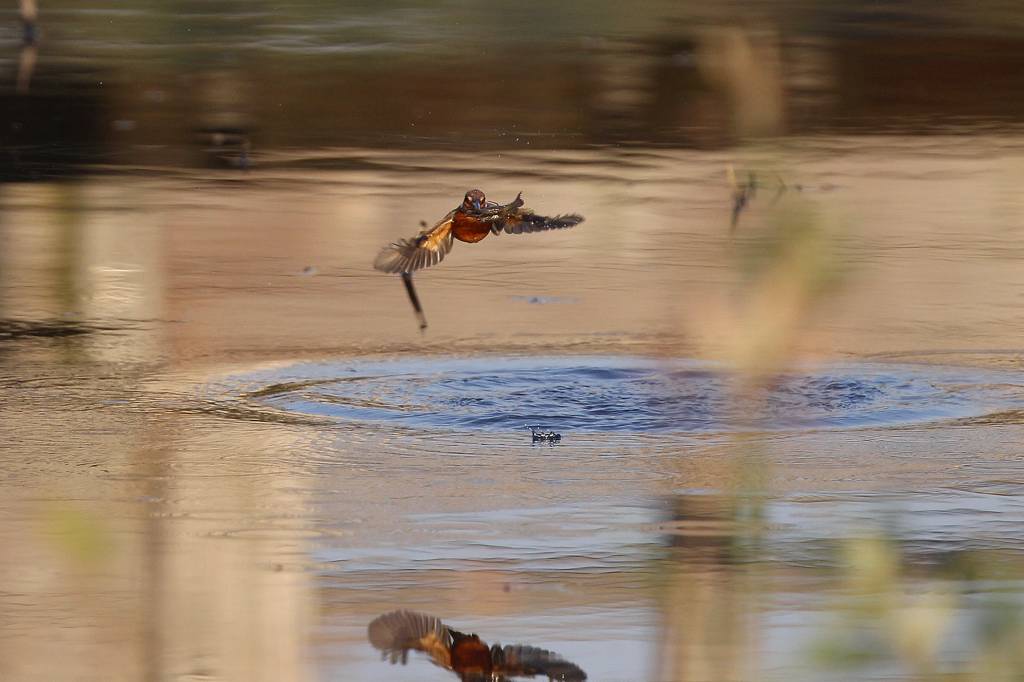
(374, 190, 584, 330)
(368, 610, 587, 681)
(374, 189, 584, 274)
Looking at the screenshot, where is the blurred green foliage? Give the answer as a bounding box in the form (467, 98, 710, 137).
(812, 534, 1024, 680)
(45, 505, 113, 565)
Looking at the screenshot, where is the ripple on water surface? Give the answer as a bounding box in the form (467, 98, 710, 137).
(216, 356, 1024, 434)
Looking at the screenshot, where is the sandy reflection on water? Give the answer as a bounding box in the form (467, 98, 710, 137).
(0, 135, 1023, 681)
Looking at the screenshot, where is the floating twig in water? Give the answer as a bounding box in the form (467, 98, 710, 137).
(526, 425, 562, 443)
(771, 172, 807, 205)
(728, 166, 816, 229)
(727, 164, 758, 232)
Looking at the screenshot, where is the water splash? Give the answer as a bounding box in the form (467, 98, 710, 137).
(218, 356, 1024, 434)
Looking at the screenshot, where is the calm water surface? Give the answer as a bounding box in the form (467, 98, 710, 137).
(3, 3, 1024, 682)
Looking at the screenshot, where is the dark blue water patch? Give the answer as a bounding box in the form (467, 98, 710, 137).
(229, 357, 1024, 434)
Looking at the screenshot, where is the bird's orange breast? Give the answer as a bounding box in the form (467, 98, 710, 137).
(451, 212, 492, 244)
(451, 637, 492, 674)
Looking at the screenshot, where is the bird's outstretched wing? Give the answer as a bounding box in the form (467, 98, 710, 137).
(367, 610, 453, 670)
(374, 213, 455, 274)
(477, 193, 584, 236)
(491, 643, 587, 681)
(492, 212, 585, 235)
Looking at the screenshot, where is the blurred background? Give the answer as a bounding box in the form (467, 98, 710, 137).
(3, 2, 1024, 681)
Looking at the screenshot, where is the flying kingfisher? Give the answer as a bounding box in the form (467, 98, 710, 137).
(373, 189, 584, 274)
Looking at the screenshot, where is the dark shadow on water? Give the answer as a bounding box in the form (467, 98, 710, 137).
(0, 62, 109, 181)
(0, 318, 103, 340)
